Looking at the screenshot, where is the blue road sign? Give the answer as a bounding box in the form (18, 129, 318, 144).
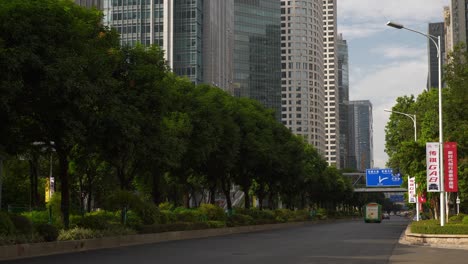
(366, 169, 403, 187)
(389, 194, 405, 202)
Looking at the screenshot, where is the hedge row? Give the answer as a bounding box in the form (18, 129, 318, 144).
(411, 219, 468, 235)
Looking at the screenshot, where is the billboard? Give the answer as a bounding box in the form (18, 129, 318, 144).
(408, 177, 416, 203)
(444, 142, 458, 192)
(426, 142, 440, 192)
(366, 169, 403, 187)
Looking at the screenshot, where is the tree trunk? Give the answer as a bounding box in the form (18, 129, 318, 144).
(242, 183, 251, 209)
(28, 156, 39, 208)
(151, 171, 162, 204)
(209, 185, 216, 204)
(221, 179, 232, 211)
(57, 150, 70, 229)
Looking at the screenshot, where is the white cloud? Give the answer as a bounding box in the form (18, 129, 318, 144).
(349, 59, 427, 168)
(371, 45, 426, 60)
(338, 0, 449, 39)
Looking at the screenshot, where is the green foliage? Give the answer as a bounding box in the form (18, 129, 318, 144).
(158, 202, 174, 211)
(0, 212, 15, 236)
(9, 214, 33, 235)
(174, 207, 201, 223)
(198, 204, 226, 221)
(227, 214, 254, 227)
(316, 208, 328, 220)
(463, 216, 468, 225)
(159, 210, 176, 224)
(58, 227, 136, 241)
(75, 215, 109, 230)
(449, 213, 466, 223)
(206, 221, 226, 228)
(411, 220, 468, 234)
(34, 223, 59, 242)
(134, 201, 160, 225)
(274, 209, 294, 223)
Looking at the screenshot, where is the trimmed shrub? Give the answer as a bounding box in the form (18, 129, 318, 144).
(134, 202, 160, 225)
(227, 214, 253, 227)
(58, 228, 100, 241)
(293, 210, 310, 222)
(10, 214, 33, 235)
(158, 202, 174, 211)
(0, 212, 15, 236)
(463, 216, 468, 225)
(207, 220, 226, 228)
(274, 209, 293, 223)
(75, 214, 109, 230)
(316, 208, 328, 220)
(174, 208, 201, 223)
(159, 210, 176, 224)
(198, 204, 226, 221)
(126, 210, 143, 228)
(449, 213, 466, 222)
(35, 223, 59, 242)
(410, 220, 468, 234)
(21, 210, 50, 225)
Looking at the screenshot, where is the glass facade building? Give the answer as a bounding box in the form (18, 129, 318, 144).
(234, 0, 282, 120)
(173, 0, 203, 84)
(427, 22, 445, 90)
(349, 100, 373, 171)
(337, 33, 349, 169)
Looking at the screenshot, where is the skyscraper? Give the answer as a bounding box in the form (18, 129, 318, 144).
(348, 100, 373, 171)
(280, 0, 325, 152)
(74, 0, 102, 9)
(447, 0, 468, 51)
(427, 22, 445, 90)
(337, 33, 349, 169)
(323, 0, 340, 167)
(101, 0, 234, 91)
(234, 0, 282, 120)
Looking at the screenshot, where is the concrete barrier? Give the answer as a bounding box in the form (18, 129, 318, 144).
(400, 225, 468, 250)
(0, 221, 316, 261)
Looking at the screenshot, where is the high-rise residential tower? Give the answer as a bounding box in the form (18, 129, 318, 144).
(279, 0, 325, 152)
(234, 0, 282, 120)
(337, 33, 349, 169)
(348, 100, 373, 171)
(323, 0, 339, 167)
(427, 22, 445, 90)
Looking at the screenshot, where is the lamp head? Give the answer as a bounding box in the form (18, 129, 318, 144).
(386, 21, 404, 29)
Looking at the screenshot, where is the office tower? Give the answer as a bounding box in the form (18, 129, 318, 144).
(447, 0, 468, 51)
(74, 0, 102, 9)
(279, 0, 325, 153)
(101, 0, 234, 90)
(348, 100, 373, 172)
(102, 0, 174, 65)
(234, 0, 282, 120)
(203, 1, 234, 93)
(323, 0, 339, 167)
(337, 33, 349, 169)
(173, 0, 203, 84)
(427, 22, 445, 90)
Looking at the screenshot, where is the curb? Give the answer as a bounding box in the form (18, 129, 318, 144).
(399, 224, 468, 250)
(1, 219, 350, 261)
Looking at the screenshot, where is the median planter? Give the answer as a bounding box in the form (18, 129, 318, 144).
(400, 225, 468, 249)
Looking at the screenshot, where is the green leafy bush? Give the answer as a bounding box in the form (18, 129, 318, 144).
(293, 210, 310, 221)
(9, 214, 33, 235)
(159, 210, 176, 224)
(411, 220, 468, 234)
(174, 208, 201, 223)
(449, 213, 466, 222)
(35, 223, 59, 242)
(0, 212, 15, 236)
(227, 214, 253, 227)
(463, 216, 468, 225)
(206, 220, 226, 228)
(134, 202, 160, 225)
(158, 202, 174, 211)
(58, 227, 100, 241)
(274, 209, 294, 223)
(198, 204, 226, 221)
(316, 208, 328, 220)
(75, 214, 109, 230)
(126, 210, 143, 228)
(21, 210, 49, 225)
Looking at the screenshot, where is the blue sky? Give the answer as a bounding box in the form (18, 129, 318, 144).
(337, 0, 449, 168)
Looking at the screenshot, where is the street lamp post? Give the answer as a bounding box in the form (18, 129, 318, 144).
(384, 109, 419, 221)
(386, 21, 445, 226)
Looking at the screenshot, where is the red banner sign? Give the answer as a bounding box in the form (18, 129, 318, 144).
(444, 142, 458, 192)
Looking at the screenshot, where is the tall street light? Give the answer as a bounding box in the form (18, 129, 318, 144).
(384, 109, 419, 221)
(384, 109, 417, 141)
(386, 21, 445, 226)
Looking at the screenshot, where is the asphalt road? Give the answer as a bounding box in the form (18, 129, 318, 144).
(5, 217, 468, 264)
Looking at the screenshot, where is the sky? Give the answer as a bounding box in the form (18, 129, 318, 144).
(337, 0, 449, 168)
